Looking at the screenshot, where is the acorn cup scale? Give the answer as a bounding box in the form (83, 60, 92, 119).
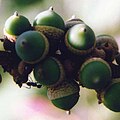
(4, 11, 32, 42)
(33, 57, 65, 86)
(47, 80, 80, 112)
(65, 23, 96, 55)
(79, 58, 112, 90)
(15, 31, 49, 64)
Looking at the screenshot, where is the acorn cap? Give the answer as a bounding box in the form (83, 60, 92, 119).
(65, 24, 96, 55)
(33, 6, 65, 31)
(47, 80, 80, 110)
(4, 11, 32, 42)
(79, 57, 112, 90)
(96, 35, 118, 53)
(33, 57, 65, 86)
(102, 78, 120, 112)
(15, 31, 49, 64)
(34, 26, 64, 40)
(96, 35, 119, 62)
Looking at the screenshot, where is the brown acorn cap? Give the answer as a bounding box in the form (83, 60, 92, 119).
(3, 28, 17, 42)
(47, 80, 80, 100)
(96, 35, 119, 62)
(96, 35, 118, 53)
(34, 26, 65, 41)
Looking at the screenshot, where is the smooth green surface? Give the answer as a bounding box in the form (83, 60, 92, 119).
(67, 24, 95, 50)
(79, 60, 111, 90)
(4, 14, 31, 35)
(33, 8, 65, 30)
(15, 31, 47, 62)
(33, 57, 61, 85)
(103, 82, 120, 112)
(52, 93, 79, 110)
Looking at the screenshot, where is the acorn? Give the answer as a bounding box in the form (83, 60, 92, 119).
(96, 35, 119, 62)
(33, 6, 65, 55)
(65, 15, 84, 32)
(15, 31, 49, 64)
(65, 23, 96, 55)
(101, 78, 120, 112)
(79, 58, 112, 90)
(33, 57, 65, 86)
(4, 11, 32, 42)
(47, 80, 80, 113)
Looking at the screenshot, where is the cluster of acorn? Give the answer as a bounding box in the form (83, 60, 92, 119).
(0, 6, 120, 114)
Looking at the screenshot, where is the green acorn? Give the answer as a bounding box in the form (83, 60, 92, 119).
(4, 11, 32, 42)
(65, 23, 96, 55)
(96, 35, 119, 62)
(33, 6, 65, 30)
(79, 58, 112, 90)
(47, 80, 80, 113)
(102, 78, 120, 112)
(15, 31, 49, 64)
(33, 6, 65, 55)
(33, 57, 65, 86)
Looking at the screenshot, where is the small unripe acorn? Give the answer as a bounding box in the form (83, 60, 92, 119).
(65, 24, 96, 55)
(33, 6, 65, 55)
(47, 80, 80, 112)
(4, 11, 32, 42)
(33, 6, 65, 30)
(33, 57, 65, 86)
(15, 31, 49, 64)
(96, 35, 119, 62)
(79, 58, 112, 90)
(102, 79, 120, 112)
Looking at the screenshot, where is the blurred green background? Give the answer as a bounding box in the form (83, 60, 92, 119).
(0, 0, 120, 120)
